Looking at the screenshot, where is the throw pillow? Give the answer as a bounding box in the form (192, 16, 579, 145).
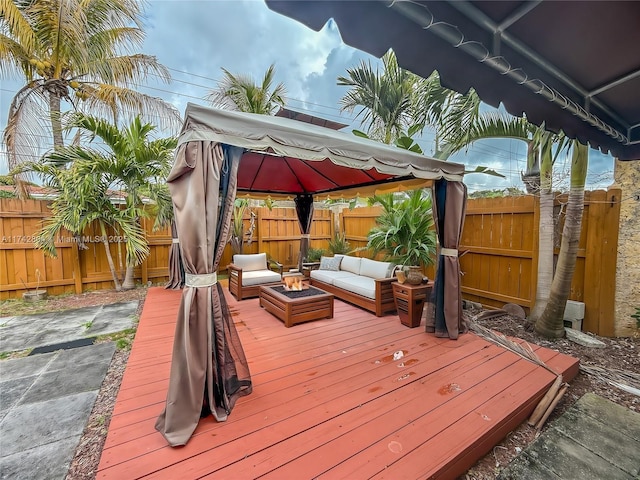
(319, 256, 342, 271)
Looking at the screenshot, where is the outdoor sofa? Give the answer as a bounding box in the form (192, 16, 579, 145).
(228, 253, 283, 301)
(309, 255, 397, 316)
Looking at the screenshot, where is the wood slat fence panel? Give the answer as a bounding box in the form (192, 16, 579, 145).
(0, 191, 621, 336)
(0, 199, 171, 299)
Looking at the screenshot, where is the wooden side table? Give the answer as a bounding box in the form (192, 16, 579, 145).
(392, 281, 433, 328)
(301, 262, 321, 277)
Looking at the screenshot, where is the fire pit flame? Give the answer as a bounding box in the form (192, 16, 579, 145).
(284, 276, 304, 291)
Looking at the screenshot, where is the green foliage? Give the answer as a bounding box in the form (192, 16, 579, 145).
(207, 64, 286, 114)
(0, 190, 16, 199)
(229, 199, 249, 255)
(305, 247, 326, 263)
(0, 175, 15, 186)
(95, 327, 137, 351)
(2, 0, 180, 178)
(367, 189, 436, 267)
(394, 135, 423, 153)
(338, 51, 422, 144)
(328, 232, 352, 255)
(468, 187, 526, 199)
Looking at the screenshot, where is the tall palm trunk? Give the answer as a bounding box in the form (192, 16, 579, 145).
(529, 136, 554, 323)
(49, 92, 64, 149)
(122, 218, 139, 290)
(100, 222, 122, 291)
(535, 142, 588, 338)
(521, 142, 540, 193)
(122, 265, 136, 290)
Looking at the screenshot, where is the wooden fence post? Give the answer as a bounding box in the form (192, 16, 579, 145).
(531, 194, 540, 314)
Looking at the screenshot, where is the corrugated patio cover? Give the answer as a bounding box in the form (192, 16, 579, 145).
(156, 141, 252, 446)
(427, 179, 468, 339)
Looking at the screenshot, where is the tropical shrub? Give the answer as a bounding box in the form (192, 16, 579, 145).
(366, 190, 436, 268)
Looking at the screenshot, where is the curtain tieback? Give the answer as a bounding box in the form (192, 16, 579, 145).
(185, 273, 217, 287)
(172, 238, 179, 244)
(441, 248, 459, 257)
(301, 234, 311, 239)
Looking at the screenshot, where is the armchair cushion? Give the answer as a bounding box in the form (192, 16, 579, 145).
(241, 269, 283, 286)
(232, 253, 268, 272)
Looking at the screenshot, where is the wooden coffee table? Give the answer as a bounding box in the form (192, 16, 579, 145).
(259, 285, 334, 327)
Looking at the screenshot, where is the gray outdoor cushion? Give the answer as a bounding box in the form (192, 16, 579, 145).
(241, 269, 282, 286)
(233, 253, 268, 272)
(360, 258, 394, 279)
(310, 269, 354, 285)
(340, 255, 361, 275)
(333, 276, 376, 300)
(319, 256, 342, 271)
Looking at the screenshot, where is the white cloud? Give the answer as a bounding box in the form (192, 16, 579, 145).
(1, 0, 616, 190)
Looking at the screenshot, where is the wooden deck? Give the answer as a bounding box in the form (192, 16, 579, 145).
(96, 287, 579, 480)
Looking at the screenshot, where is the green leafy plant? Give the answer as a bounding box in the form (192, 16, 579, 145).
(328, 232, 352, 255)
(305, 247, 326, 263)
(367, 189, 436, 268)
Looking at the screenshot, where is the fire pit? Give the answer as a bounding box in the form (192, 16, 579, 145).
(259, 285, 334, 327)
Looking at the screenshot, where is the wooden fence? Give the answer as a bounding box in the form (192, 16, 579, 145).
(0, 198, 173, 298)
(459, 189, 621, 336)
(0, 190, 621, 335)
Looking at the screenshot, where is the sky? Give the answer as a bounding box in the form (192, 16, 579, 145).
(0, 0, 616, 193)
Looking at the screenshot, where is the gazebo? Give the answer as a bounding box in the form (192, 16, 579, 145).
(156, 103, 469, 446)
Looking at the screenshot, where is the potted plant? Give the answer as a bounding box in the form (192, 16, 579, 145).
(366, 190, 436, 284)
(21, 268, 48, 302)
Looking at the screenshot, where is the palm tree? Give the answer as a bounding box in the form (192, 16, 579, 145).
(63, 113, 177, 289)
(438, 112, 568, 324)
(337, 51, 423, 144)
(206, 64, 286, 115)
(20, 153, 149, 291)
(1, 0, 181, 189)
(535, 141, 589, 338)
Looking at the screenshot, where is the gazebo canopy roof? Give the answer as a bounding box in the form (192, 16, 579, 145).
(179, 103, 465, 200)
(266, 0, 640, 161)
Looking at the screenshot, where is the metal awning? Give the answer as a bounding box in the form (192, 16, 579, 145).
(266, 0, 640, 160)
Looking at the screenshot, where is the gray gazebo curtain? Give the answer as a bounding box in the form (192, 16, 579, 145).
(156, 141, 252, 447)
(165, 220, 184, 289)
(294, 194, 314, 271)
(426, 179, 468, 339)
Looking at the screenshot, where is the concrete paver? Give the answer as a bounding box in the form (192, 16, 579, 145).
(498, 392, 640, 479)
(0, 302, 137, 480)
(0, 301, 138, 353)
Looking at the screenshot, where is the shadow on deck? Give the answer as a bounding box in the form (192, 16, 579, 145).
(97, 287, 578, 479)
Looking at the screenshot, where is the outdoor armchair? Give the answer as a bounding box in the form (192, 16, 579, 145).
(227, 253, 283, 300)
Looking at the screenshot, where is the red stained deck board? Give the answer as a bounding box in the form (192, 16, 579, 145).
(98, 332, 488, 474)
(127, 341, 500, 480)
(97, 287, 578, 480)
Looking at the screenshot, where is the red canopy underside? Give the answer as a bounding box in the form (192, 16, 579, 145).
(237, 152, 396, 196)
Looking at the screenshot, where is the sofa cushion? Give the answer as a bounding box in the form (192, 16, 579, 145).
(340, 255, 361, 275)
(233, 253, 267, 272)
(334, 276, 376, 300)
(360, 258, 395, 279)
(319, 255, 342, 271)
(241, 269, 282, 286)
(310, 269, 355, 285)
